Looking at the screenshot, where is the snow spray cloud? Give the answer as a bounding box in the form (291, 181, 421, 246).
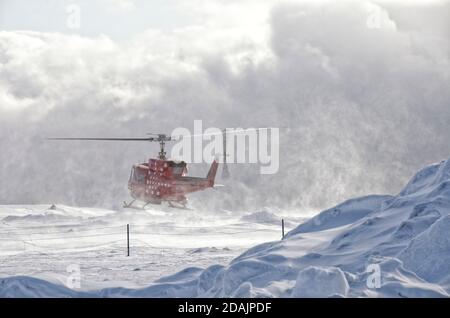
(0, 0, 449, 212)
(171, 121, 280, 175)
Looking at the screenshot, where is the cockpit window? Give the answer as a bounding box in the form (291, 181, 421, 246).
(169, 161, 186, 175)
(133, 168, 146, 183)
(129, 169, 134, 183)
(172, 166, 184, 175)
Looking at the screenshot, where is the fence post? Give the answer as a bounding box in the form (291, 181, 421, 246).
(127, 224, 130, 257)
(282, 219, 285, 240)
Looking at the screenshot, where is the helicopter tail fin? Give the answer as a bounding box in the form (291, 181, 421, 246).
(207, 160, 219, 186)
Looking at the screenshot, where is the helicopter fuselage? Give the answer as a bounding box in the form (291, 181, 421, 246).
(128, 158, 218, 207)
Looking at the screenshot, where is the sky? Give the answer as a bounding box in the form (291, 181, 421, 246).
(0, 0, 192, 40)
(0, 0, 449, 212)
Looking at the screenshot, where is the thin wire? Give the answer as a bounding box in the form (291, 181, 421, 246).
(22, 239, 125, 251)
(0, 220, 279, 232)
(0, 226, 283, 242)
(0, 232, 124, 241)
(130, 221, 279, 229)
(0, 223, 125, 231)
(131, 228, 278, 236)
(0, 221, 283, 236)
(0, 225, 126, 236)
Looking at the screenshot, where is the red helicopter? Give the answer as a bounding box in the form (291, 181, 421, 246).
(48, 134, 220, 209)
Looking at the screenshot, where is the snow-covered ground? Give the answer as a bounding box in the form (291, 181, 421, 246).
(0, 203, 302, 296)
(2, 157, 450, 297)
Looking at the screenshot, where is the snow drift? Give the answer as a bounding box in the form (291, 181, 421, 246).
(3, 158, 450, 297)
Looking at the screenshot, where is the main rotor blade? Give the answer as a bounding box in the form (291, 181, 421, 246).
(172, 128, 280, 139)
(47, 138, 154, 141)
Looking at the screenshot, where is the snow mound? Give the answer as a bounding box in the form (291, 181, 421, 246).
(155, 267, 203, 283)
(1, 205, 113, 224)
(189, 157, 450, 297)
(400, 159, 450, 196)
(188, 247, 231, 254)
(355, 257, 448, 298)
(197, 265, 225, 295)
(287, 195, 392, 236)
(2, 212, 82, 224)
(0, 276, 93, 298)
(291, 266, 349, 298)
(240, 210, 281, 225)
(4, 158, 450, 297)
(399, 215, 450, 284)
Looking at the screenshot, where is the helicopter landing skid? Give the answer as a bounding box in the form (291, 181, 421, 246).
(123, 200, 141, 209)
(123, 200, 134, 207)
(123, 199, 165, 210)
(123, 200, 149, 210)
(168, 201, 192, 211)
